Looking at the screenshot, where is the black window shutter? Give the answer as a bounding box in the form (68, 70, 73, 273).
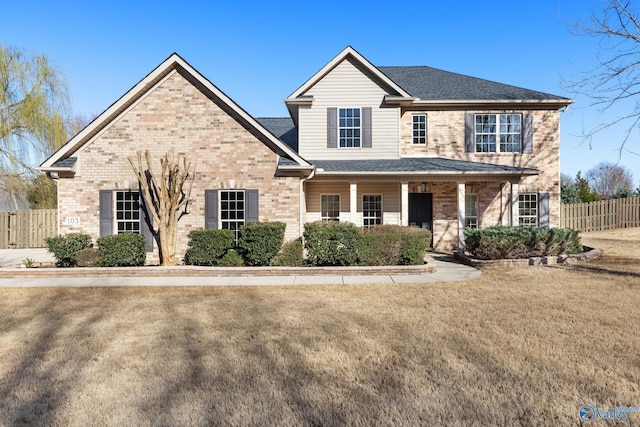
(539, 192, 550, 227)
(464, 113, 475, 153)
(204, 190, 218, 229)
(522, 114, 533, 153)
(99, 190, 113, 237)
(246, 189, 259, 223)
(362, 107, 372, 148)
(327, 108, 337, 148)
(139, 192, 154, 252)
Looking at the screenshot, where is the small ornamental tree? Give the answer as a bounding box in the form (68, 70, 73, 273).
(128, 150, 195, 266)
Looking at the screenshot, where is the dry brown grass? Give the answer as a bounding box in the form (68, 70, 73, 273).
(1, 229, 639, 426)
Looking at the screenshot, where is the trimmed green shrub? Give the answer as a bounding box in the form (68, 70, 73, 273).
(217, 249, 245, 267)
(464, 226, 582, 260)
(97, 233, 146, 267)
(271, 239, 305, 266)
(76, 248, 101, 267)
(546, 227, 582, 255)
(361, 225, 432, 265)
(184, 229, 235, 266)
(45, 233, 93, 267)
(303, 221, 363, 266)
(238, 222, 286, 266)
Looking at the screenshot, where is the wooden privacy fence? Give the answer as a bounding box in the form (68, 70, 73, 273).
(0, 209, 57, 249)
(561, 196, 640, 232)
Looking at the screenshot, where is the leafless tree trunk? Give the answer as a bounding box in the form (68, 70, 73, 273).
(565, 0, 640, 156)
(128, 150, 195, 266)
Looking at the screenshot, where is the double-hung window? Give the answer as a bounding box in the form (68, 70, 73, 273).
(412, 115, 427, 144)
(220, 190, 245, 241)
(339, 108, 361, 148)
(363, 195, 382, 227)
(115, 191, 140, 234)
(321, 195, 340, 221)
(475, 114, 521, 153)
(518, 193, 538, 226)
(465, 194, 478, 229)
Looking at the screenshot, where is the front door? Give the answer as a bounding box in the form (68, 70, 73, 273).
(409, 193, 433, 231)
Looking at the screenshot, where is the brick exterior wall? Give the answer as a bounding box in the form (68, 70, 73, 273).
(55, 67, 563, 258)
(401, 108, 562, 240)
(57, 70, 301, 263)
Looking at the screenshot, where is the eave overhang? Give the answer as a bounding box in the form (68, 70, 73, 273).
(405, 98, 575, 110)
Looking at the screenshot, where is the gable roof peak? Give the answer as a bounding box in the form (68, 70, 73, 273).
(40, 52, 310, 171)
(286, 46, 411, 100)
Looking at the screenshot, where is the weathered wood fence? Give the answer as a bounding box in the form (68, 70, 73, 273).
(561, 196, 640, 232)
(0, 209, 57, 249)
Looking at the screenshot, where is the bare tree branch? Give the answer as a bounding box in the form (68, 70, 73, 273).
(564, 0, 640, 156)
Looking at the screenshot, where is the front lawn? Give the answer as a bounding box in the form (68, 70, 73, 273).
(0, 229, 638, 425)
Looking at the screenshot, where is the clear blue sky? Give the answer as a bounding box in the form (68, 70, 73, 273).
(3, 0, 639, 186)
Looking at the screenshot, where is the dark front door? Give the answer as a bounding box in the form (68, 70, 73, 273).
(409, 193, 433, 231)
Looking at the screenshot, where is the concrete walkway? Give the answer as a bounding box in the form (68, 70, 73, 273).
(0, 249, 481, 287)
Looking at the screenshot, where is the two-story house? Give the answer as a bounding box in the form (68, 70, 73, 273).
(39, 47, 573, 261)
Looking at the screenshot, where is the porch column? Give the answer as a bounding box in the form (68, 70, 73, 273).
(511, 181, 519, 226)
(350, 181, 358, 225)
(401, 181, 409, 226)
(457, 181, 466, 253)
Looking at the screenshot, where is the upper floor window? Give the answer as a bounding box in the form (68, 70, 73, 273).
(412, 115, 427, 144)
(475, 114, 521, 153)
(321, 195, 340, 221)
(115, 191, 140, 234)
(339, 108, 361, 148)
(518, 193, 538, 226)
(363, 195, 382, 227)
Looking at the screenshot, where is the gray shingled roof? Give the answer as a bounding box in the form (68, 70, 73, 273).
(51, 157, 77, 169)
(377, 66, 568, 101)
(280, 156, 538, 175)
(256, 118, 298, 152)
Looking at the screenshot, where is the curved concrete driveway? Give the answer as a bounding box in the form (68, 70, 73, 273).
(0, 249, 481, 287)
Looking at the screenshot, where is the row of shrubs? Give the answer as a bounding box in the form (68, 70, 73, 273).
(464, 226, 582, 260)
(47, 223, 583, 267)
(46, 233, 146, 267)
(304, 222, 432, 266)
(184, 222, 287, 266)
(185, 222, 431, 267)
(46, 221, 432, 267)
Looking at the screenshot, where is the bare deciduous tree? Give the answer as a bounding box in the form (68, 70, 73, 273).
(128, 150, 195, 266)
(585, 161, 634, 198)
(566, 0, 640, 156)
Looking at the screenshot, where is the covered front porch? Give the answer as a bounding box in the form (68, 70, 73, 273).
(299, 157, 540, 252)
(304, 178, 527, 252)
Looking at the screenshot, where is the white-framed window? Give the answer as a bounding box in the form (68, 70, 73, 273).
(465, 194, 478, 229)
(321, 195, 340, 221)
(363, 195, 382, 228)
(519, 193, 538, 226)
(412, 114, 427, 144)
(475, 114, 521, 153)
(115, 190, 140, 234)
(339, 108, 361, 148)
(220, 190, 245, 241)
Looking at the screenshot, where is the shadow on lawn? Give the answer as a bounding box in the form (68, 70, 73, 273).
(134, 288, 524, 425)
(564, 258, 640, 279)
(0, 289, 115, 426)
